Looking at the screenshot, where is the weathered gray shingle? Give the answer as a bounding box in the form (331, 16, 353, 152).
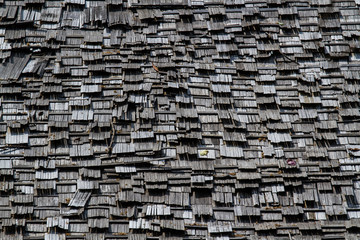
(0, 0, 360, 239)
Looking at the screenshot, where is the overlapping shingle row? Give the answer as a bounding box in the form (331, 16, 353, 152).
(1, 0, 360, 239)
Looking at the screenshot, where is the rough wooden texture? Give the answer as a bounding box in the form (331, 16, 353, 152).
(0, 0, 360, 239)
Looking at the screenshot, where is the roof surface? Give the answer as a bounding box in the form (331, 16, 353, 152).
(0, 0, 360, 239)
